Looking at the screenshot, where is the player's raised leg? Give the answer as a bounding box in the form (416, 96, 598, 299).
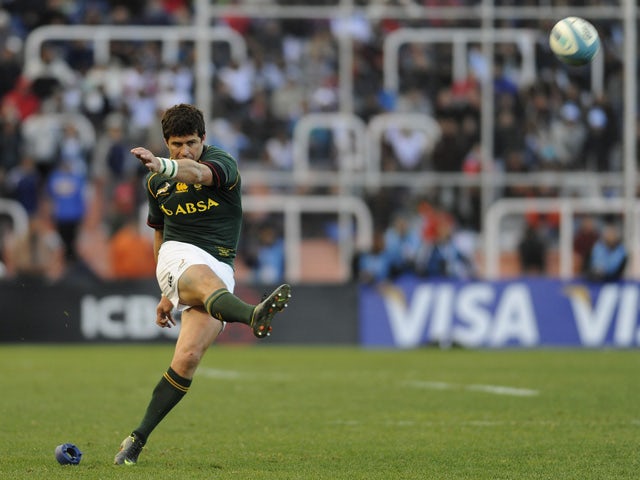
(177, 264, 292, 338)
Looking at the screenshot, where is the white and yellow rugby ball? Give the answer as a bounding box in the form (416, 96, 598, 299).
(549, 16, 600, 66)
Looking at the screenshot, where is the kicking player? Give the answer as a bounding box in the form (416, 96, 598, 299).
(114, 103, 291, 465)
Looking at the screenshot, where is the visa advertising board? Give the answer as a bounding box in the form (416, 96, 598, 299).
(360, 277, 640, 348)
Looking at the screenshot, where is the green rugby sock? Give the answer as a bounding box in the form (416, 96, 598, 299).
(204, 288, 254, 325)
(133, 367, 192, 442)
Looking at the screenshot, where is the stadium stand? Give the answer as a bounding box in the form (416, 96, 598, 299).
(0, 0, 633, 284)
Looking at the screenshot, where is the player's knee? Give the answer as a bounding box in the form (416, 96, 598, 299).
(174, 348, 204, 375)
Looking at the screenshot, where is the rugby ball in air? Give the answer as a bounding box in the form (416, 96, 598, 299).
(549, 16, 600, 66)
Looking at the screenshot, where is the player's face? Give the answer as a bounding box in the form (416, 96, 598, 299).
(166, 134, 205, 160)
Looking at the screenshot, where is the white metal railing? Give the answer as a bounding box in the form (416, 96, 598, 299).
(383, 26, 604, 96)
(139, 194, 373, 283)
(384, 28, 537, 92)
(242, 195, 373, 282)
(290, 112, 443, 190)
(23, 24, 247, 67)
(23, 25, 248, 124)
(484, 197, 640, 280)
(201, 2, 631, 21)
(291, 113, 367, 182)
(0, 199, 29, 238)
(24, 3, 638, 281)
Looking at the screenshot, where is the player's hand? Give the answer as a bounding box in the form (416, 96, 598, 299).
(131, 147, 161, 173)
(156, 296, 176, 328)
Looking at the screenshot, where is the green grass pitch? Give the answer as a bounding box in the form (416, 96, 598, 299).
(1, 345, 639, 479)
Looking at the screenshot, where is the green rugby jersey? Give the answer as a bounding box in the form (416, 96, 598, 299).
(145, 145, 242, 267)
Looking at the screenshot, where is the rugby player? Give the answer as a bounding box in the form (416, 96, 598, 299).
(114, 103, 291, 465)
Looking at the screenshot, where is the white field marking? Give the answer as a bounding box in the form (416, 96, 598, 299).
(196, 367, 293, 382)
(467, 384, 539, 397)
(406, 380, 539, 397)
(406, 380, 454, 390)
(197, 368, 243, 380)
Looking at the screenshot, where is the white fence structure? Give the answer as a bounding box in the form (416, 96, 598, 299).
(23, 24, 248, 125)
(485, 197, 640, 280)
(242, 195, 373, 282)
(22, 1, 639, 280)
(0, 199, 29, 239)
(138, 195, 373, 283)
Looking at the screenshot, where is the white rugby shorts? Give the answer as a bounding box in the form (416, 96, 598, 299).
(156, 240, 235, 312)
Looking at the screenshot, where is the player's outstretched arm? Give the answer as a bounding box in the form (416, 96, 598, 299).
(131, 147, 213, 186)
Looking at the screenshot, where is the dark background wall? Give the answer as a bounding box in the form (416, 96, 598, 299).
(0, 279, 359, 344)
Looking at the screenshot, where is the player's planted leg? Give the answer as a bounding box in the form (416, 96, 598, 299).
(114, 309, 222, 466)
(114, 433, 145, 465)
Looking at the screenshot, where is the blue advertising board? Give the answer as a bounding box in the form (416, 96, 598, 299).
(360, 277, 640, 348)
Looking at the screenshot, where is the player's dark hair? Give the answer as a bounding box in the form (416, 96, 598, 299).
(161, 104, 206, 140)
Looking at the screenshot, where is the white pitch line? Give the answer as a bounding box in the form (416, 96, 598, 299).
(197, 368, 243, 380)
(467, 384, 539, 397)
(197, 367, 293, 382)
(406, 380, 454, 390)
(406, 380, 539, 397)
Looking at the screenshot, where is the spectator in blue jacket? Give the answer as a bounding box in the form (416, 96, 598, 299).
(357, 230, 392, 285)
(46, 159, 87, 261)
(585, 222, 628, 282)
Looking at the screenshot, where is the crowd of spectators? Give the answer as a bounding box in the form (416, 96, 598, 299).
(354, 201, 477, 284)
(0, 0, 632, 284)
(515, 212, 629, 281)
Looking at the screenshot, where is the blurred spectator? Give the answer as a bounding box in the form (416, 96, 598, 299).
(584, 222, 628, 282)
(46, 159, 88, 261)
(356, 229, 391, 285)
(5, 208, 65, 282)
(581, 104, 615, 172)
(383, 211, 422, 277)
(250, 223, 286, 285)
(242, 90, 278, 159)
(384, 127, 430, 171)
(209, 117, 250, 161)
(0, 34, 22, 101)
(548, 102, 587, 169)
(494, 108, 524, 162)
(156, 62, 194, 111)
(217, 59, 255, 112)
(431, 115, 466, 173)
(122, 60, 160, 145)
(58, 122, 92, 174)
(573, 215, 600, 275)
(1, 76, 40, 122)
(108, 216, 155, 279)
(0, 105, 21, 175)
(91, 113, 131, 187)
(90, 112, 139, 230)
(264, 124, 293, 170)
(517, 222, 547, 275)
(4, 155, 41, 215)
(270, 73, 306, 124)
(21, 110, 64, 178)
(416, 214, 475, 279)
(23, 43, 77, 95)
